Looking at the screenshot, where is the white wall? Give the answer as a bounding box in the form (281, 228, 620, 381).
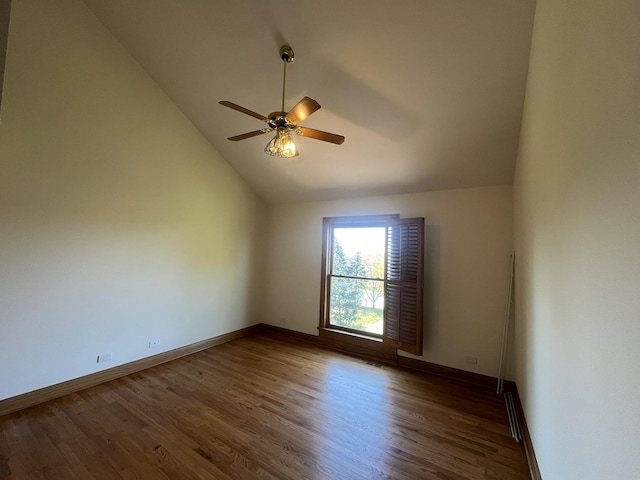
(264, 186, 513, 378)
(0, 0, 266, 400)
(514, 0, 640, 478)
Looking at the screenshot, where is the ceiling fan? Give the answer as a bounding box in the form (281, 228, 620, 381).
(219, 45, 345, 158)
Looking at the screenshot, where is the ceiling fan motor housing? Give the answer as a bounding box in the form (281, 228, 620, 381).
(267, 111, 293, 129)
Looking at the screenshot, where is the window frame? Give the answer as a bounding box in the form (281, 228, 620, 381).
(319, 215, 396, 338)
(319, 214, 424, 357)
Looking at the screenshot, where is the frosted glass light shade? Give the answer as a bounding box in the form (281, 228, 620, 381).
(264, 129, 299, 158)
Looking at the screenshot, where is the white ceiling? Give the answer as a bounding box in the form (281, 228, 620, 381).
(82, 0, 536, 204)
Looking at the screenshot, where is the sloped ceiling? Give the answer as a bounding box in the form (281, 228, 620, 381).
(82, 0, 535, 204)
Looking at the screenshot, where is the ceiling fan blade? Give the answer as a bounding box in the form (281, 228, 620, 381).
(285, 97, 321, 125)
(219, 101, 268, 121)
(296, 126, 345, 145)
(227, 129, 272, 141)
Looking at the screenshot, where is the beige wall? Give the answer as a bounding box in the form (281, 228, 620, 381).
(0, 0, 266, 400)
(264, 186, 513, 377)
(514, 0, 640, 478)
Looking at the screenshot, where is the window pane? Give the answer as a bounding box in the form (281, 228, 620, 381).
(332, 227, 385, 278)
(329, 277, 383, 335)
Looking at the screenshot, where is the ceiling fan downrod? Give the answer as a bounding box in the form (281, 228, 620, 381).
(279, 45, 294, 115)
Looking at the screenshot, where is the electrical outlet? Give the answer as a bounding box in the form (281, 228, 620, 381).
(97, 352, 112, 363)
(149, 339, 161, 348)
(465, 356, 478, 365)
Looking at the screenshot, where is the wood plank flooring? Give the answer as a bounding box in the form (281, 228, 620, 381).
(0, 332, 530, 479)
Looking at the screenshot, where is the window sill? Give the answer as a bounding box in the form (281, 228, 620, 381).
(318, 327, 397, 365)
(318, 327, 383, 343)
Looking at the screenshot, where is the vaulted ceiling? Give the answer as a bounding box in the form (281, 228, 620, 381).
(82, 0, 536, 204)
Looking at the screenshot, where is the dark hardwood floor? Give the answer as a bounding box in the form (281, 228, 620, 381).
(0, 332, 530, 479)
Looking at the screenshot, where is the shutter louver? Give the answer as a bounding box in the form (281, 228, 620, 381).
(384, 218, 424, 356)
(385, 283, 401, 342)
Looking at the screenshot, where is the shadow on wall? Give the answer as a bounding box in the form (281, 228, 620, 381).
(423, 224, 441, 358)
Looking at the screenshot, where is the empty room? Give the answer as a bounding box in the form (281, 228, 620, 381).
(0, 1, 638, 479)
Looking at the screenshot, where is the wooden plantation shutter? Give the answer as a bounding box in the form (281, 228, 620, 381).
(383, 217, 424, 356)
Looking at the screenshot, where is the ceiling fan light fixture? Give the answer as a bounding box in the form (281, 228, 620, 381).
(264, 129, 299, 158)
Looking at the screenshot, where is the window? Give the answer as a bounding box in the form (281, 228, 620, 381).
(326, 222, 387, 335)
(319, 215, 425, 356)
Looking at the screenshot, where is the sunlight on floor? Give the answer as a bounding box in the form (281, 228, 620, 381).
(316, 360, 393, 474)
